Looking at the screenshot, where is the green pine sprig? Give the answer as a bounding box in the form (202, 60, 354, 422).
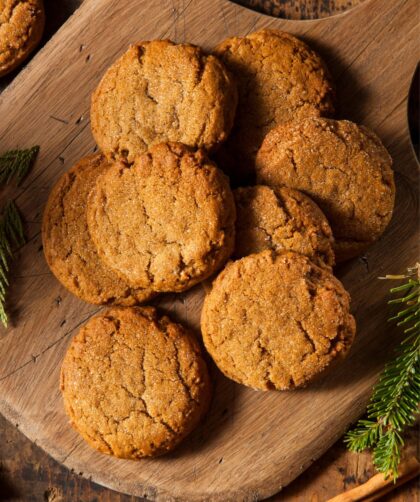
(0, 145, 38, 327)
(0, 146, 39, 185)
(345, 265, 420, 481)
(0, 201, 25, 327)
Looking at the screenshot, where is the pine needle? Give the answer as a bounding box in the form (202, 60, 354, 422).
(0, 146, 39, 185)
(0, 201, 25, 327)
(345, 265, 420, 481)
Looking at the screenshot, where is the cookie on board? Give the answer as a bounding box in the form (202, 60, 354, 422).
(234, 185, 334, 268)
(0, 0, 45, 77)
(201, 250, 355, 391)
(214, 29, 335, 182)
(255, 117, 395, 261)
(61, 307, 212, 458)
(42, 154, 156, 305)
(87, 142, 236, 293)
(91, 39, 238, 164)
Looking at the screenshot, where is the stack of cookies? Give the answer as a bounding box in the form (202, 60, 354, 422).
(43, 30, 395, 459)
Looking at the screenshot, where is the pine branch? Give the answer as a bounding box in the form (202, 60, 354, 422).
(0, 201, 25, 327)
(345, 265, 420, 481)
(345, 420, 381, 451)
(0, 146, 39, 185)
(373, 429, 404, 479)
(0, 145, 37, 326)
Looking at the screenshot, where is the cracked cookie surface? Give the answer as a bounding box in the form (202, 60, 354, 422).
(91, 39, 238, 164)
(255, 117, 395, 261)
(61, 306, 211, 458)
(0, 0, 45, 77)
(214, 29, 335, 182)
(233, 185, 334, 268)
(201, 250, 355, 391)
(42, 154, 156, 305)
(87, 142, 236, 292)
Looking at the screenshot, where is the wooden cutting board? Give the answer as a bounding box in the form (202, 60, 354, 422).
(0, 0, 418, 500)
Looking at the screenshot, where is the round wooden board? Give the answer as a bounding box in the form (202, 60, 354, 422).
(0, 0, 418, 500)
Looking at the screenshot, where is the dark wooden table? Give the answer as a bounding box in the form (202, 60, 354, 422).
(0, 1, 418, 501)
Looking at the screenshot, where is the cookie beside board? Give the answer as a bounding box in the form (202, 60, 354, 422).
(0, 0, 45, 77)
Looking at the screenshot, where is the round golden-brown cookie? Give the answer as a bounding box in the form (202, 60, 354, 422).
(255, 117, 395, 261)
(61, 307, 211, 458)
(214, 29, 335, 182)
(87, 142, 236, 293)
(91, 40, 238, 164)
(42, 153, 156, 305)
(233, 185, 334, 268)
(201, 250, 355, 391)
(0, 0, 45, 77)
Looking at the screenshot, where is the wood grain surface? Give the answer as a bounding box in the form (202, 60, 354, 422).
(234, 0, 365, 19)
(1, 411, 418, 501)
(0, 0, 419, 500)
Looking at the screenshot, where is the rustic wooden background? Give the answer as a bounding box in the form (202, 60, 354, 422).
(0, 1, 418, 501)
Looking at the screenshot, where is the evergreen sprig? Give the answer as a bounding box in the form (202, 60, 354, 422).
(0, 146, 39, 185)
(345, 265, 420, 481)
(0, 201, 25, 327)
(0, 145, 38, 327)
